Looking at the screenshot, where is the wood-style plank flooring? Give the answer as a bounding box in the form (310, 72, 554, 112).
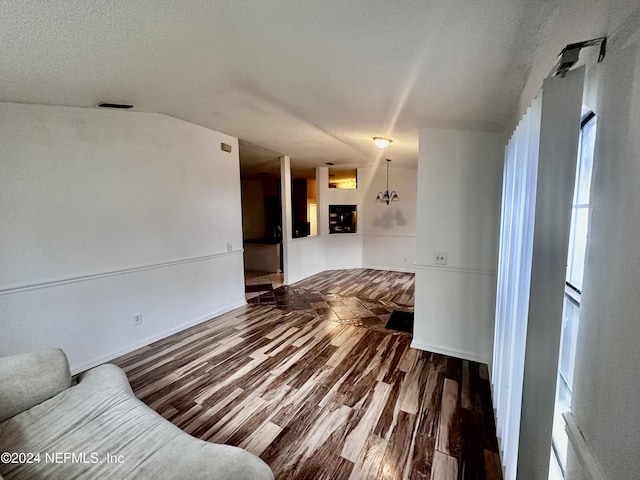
(113, 269, 501, 480)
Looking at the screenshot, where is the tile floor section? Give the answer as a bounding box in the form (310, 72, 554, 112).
(245, 270, 284, 303)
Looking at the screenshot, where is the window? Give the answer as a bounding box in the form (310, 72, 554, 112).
(550, 112, 596, 476)
(565, 112, 597, 291)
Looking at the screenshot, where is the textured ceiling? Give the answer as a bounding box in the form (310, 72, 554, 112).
(1, 0, 558, 170)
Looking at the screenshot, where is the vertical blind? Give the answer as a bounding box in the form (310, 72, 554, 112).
(492, 94, 542, 480)
(493, 68, 584, 480)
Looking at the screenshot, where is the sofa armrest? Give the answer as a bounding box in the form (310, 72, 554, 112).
(0, 348, 71, 422)
(75, 362, 135, 396)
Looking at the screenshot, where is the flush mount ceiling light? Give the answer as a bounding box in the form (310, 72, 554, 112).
(373, 137, 393, 149)
(376, 159, 399, 205)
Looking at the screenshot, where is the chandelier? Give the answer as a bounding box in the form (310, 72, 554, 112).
(376, 159, 399, 205)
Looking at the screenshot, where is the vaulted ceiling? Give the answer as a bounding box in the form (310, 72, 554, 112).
(1, 1, 559, 171)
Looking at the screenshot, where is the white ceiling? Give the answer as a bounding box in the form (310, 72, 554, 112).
(1, 0, 558, 171)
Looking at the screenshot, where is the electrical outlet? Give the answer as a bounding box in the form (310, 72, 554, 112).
(133, 313, 143, 326)
(227, 242, 233, 252)
(434, 252, 448, 265)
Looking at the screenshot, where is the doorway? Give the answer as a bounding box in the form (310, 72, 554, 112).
(239, 142, 284, 303)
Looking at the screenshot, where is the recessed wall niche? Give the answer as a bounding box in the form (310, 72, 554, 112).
(328, 168, 357, 189)
(329, 205, 357, 234)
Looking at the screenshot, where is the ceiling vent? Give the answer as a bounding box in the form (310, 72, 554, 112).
(97, 103, 134, 109)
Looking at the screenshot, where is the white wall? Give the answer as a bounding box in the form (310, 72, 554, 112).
(283, 166, 363, 284)
(413, 128, 503, 365)
(319, 166, 364, 271)
(241, 180, 265, 240)
(318, 166, 364, 236)
(361, 234, 415, 272)
(283, 163, 418, 285)
(0, 103, 245, 373)
(284, 236, 325, 285)
(360, 166, 417, 272)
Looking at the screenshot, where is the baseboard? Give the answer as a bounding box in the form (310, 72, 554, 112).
(563, 412, 609, 480)
(323, 264, 365, 271)
(410, 340, 489, 365)
(362, 264, 415, 273)
(70, 300, 247, 374)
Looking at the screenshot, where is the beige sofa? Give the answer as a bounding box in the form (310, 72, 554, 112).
(0, 349, 273, 480)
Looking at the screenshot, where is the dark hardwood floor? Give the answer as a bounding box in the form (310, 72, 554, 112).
(113, 269, 502, 480)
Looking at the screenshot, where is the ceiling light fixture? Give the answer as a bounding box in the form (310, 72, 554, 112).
(376, 159, 399, 205)
(373, 137, 393, 149)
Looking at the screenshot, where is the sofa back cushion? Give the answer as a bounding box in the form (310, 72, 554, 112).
(0, 348, 72, 422)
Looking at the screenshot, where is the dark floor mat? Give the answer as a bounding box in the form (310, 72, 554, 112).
(245, 283, 274, 293)
(385, 310, 414, 333)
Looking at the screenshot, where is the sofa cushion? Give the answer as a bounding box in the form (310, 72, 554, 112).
(0, 349, 71, 423)
(0, 363, 273, 479)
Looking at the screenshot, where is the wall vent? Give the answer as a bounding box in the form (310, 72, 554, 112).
(97, 103, 133, 109)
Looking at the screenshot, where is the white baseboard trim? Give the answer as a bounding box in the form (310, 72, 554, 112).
(563, 412, 609, 480)
(362, 264, 415, 273)
(70, 300, 247, 375)
(410, 340, 489, 365)
(324, 264, 365, 271)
